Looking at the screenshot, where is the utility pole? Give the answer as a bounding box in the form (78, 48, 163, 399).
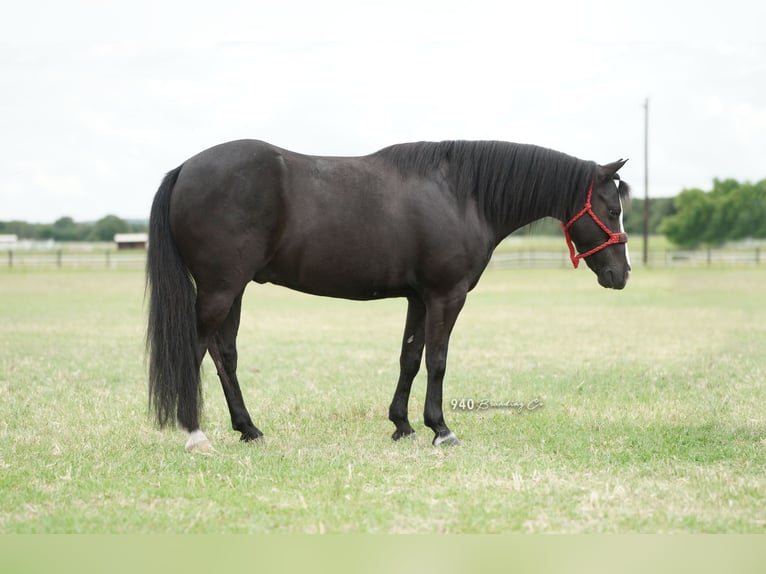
(643, 98, 649, 266)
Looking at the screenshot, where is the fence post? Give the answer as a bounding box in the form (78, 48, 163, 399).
(756, 246, 761, 265)
(706, 247, 711, 266)
(57, 249, 62, 269)
(7, 250, 12, 269)
(106, 249, 111, 269)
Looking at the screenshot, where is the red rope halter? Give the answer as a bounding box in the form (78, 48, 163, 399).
(561, 181, 628, 268)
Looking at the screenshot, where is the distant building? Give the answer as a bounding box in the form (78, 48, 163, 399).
(0, 234, 18, 249)
(114, 233, 148, 250)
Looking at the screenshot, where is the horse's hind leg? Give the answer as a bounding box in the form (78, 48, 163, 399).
(207, 291, 262, 442)
(184, 286, 261, 450)
(180, 331, 214, 452)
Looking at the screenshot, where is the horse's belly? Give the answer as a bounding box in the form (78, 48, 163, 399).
(253, 243, 414, 300)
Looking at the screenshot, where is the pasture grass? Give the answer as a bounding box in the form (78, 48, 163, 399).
(0, 266, 764, 533)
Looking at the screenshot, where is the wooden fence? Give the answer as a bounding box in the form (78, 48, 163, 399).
(4, 250, 145, 270)
(489, 247, 763, 268)
(3, 246, 762, 270)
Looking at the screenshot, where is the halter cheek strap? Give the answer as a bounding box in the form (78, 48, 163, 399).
(560, 182, 628, 268)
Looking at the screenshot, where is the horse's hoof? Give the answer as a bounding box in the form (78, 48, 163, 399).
(187, 439, 214, 454)
(240, 429, 264, 443)
(433, 431, 461, 446)
(185, 430, 213, 453)
(392, 429, 418, 441)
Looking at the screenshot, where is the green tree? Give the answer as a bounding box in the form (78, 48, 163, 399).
(90, 215, 129, 241)
(660, 188, 715, 248)
(0, 220, 39, 239)
(728, 181, 766, 240)
(661, 178, 766, 247)
(623, 197, 676, 235)
(35, 217, 92, 241)
(50, 216, 85, 241)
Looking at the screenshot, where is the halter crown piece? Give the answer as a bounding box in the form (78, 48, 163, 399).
(560, 181, 628, 268)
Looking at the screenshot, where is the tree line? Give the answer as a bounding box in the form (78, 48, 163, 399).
(3, 177, 764, 247)
(0, 215, 147, 242)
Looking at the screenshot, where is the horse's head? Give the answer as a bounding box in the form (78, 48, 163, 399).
(561, 159, 631, 289)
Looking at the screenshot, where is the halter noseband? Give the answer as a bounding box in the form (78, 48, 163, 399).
(560, 181, 628, 269)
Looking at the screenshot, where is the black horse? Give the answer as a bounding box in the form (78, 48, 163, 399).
(146, 139, 630, 450)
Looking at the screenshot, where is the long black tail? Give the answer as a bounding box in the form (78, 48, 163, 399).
(145, 165, 201, 430)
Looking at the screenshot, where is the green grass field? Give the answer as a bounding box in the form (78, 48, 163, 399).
(1, 265, 764, 533)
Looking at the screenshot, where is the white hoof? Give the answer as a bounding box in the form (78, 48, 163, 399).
(185, 430, 213, 453)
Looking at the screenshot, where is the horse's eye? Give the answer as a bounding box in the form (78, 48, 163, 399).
(609, 209, 619, 218)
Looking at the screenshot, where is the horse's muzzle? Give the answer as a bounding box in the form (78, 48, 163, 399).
(598, 266, 630, 290)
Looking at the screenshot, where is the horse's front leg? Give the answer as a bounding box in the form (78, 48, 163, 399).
(423, 293, 466, 446)
(389, 296, 426, 440)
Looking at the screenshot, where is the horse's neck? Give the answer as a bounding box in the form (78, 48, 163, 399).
(486, 186, 570, 246)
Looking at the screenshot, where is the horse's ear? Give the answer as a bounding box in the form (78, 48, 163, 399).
(598, 159, 628, 180)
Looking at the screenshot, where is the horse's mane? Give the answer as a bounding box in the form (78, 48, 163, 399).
(374, 140, 616, 230)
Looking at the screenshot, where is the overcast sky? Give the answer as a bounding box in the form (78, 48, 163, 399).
(2, 0, 764, 223)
